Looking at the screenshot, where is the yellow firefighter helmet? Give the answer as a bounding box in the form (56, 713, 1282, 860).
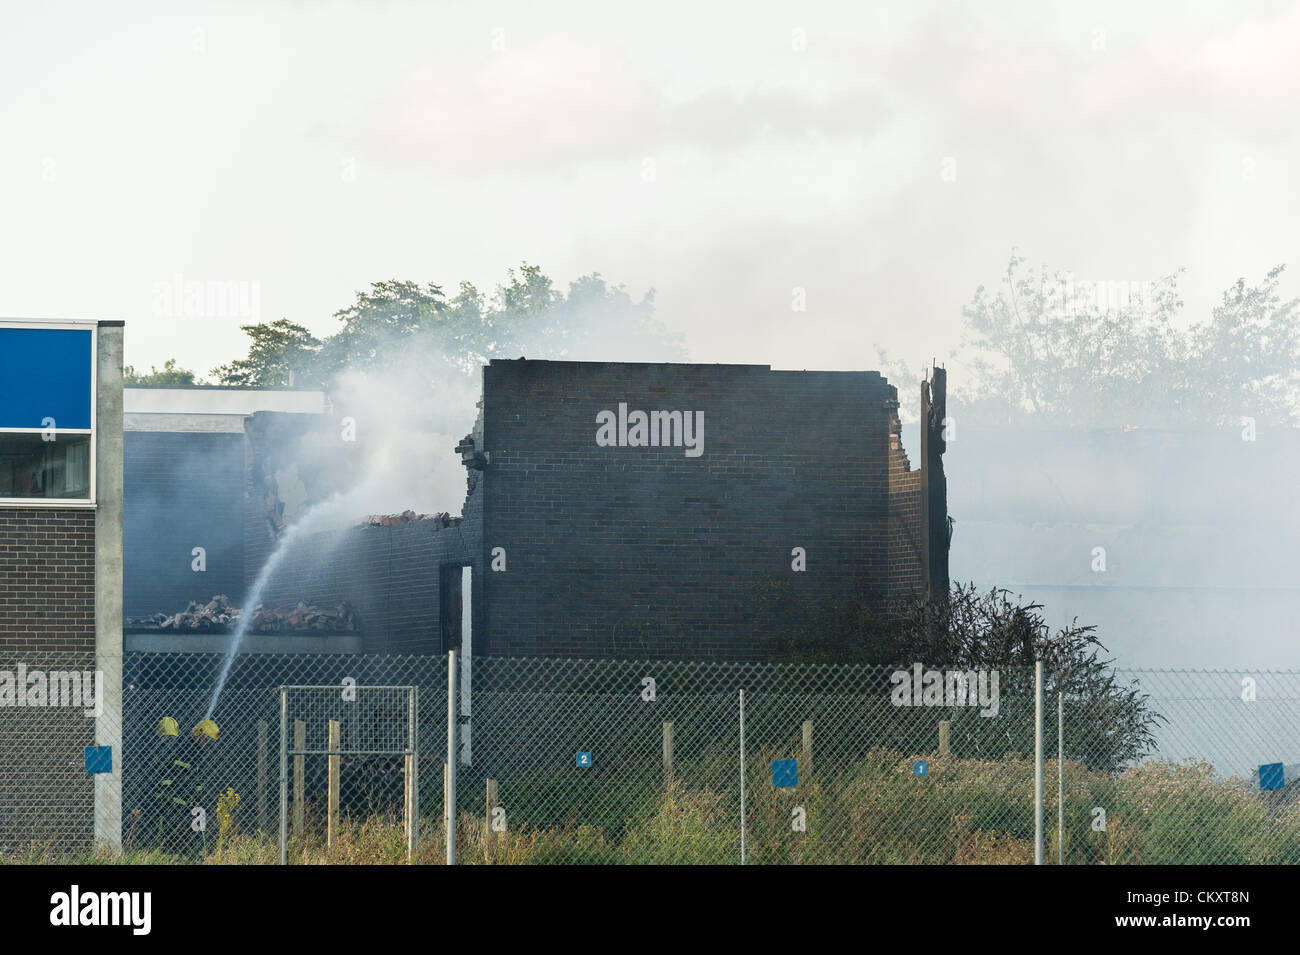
(156, 716, 179, 738)
(192, 719, 219, 743)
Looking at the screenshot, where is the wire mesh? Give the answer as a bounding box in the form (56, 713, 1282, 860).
(120, 652, 446, 862)
(2, 651, 1297, 864)
(0, 651, 107, 858)
(462, 660, 1037, 863)
(1052, 669, 1300, 865)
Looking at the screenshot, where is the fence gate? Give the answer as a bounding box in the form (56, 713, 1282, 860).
(278, 685, 419, 864)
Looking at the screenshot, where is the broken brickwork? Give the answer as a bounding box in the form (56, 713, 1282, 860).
(476, 359, 945, 658)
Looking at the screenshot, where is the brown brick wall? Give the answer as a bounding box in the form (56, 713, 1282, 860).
(887, 439, 925, 600)
(0, 508, 95, 652)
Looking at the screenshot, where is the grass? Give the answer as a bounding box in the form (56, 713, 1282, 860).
(6, 751, 1298, 864)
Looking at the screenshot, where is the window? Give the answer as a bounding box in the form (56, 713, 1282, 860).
(0, 323, 95, 505)
(0, 432, 91, 498)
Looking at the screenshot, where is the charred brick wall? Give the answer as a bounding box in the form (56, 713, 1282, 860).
(477, 360, 923, 659)
(259, 472, 483, 654)
(886, 423, 925, 601)
(0, 509, 95, 652)
(123, 431, 244, 617)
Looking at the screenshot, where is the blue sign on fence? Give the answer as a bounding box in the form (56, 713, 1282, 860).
(576, 751, 592, 768)
(1259, 762, 1285, 791)
(913, 760, 929, 778)
(771, 759, 798, 788)
(85, 746, 112, 775)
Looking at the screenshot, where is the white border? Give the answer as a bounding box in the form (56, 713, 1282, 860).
(0, 320, 98, 508)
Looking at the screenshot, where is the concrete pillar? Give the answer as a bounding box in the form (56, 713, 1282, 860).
(94, 321, 124, 851)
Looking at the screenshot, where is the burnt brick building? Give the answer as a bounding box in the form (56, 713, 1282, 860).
(260, 359, 948, 660)
(468, 359, 947, 658)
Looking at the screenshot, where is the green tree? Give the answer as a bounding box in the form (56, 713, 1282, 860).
(211, 319, 321, 387)
(344, 264, 682, 378)
(315, 280, 453, 381)
(959, 253, 1300, 427)
(213, 263, 684, 393)
(892, 583, 1163, 771)
(755, 580, 1161, 772)
(124, 358, 204, 386)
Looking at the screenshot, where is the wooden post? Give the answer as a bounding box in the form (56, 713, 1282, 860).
(485, 778, 499, 863)
(292, 719, 305, 837)
(802, 720, 813, 775)
(662, 722, 674, 784)
(256, 720, 268, 833)
(938, 720, 951, 758)
(327, 719, 340, 848)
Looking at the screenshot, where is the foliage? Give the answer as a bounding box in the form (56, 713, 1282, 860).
(890, 583, 1163, 770)
(958, 253, 1300, 427)
(124, 358, 204, 386)
(211, 263, 684, 389)
(215, 788, 241, 850)
(13, 754, 1299, 865)
(210, 319, 322, 387)
(751, 581, 1162, 771)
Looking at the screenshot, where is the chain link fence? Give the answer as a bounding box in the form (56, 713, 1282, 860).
(1053, 670, 1300, 865)
(121, 652, 447, 863)
(2, 651, 1298, 864)
(462, 659, 1035, 863)
(0, 651, 111, 858)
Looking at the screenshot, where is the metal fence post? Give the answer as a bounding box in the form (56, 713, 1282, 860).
(446, 650, 457, 866)
(410, 685, 419, 861)
(1034, 660, 1044, 866)
(257, 720, 268, 834)
(1058, 690, 1064, 866)
(278, 686, 287, 866)
(739, 688, 746, 866)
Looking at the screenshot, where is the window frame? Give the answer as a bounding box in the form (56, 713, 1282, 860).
(0, 320, 97, 508)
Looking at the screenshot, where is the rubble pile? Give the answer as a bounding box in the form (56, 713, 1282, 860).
(246, 601, 359, 632)
(126, 595, 358, 633)
(355, 510, 460, 529)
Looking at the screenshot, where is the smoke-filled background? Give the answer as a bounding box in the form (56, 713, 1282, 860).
(5, 0, 1300, 667)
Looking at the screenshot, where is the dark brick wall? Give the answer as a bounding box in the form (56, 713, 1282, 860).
(123, 431, 245, 616)
(189, 361, 933, 661)
(260, 469, 483, 654)
(478, 360, 918, 659)
(0, 508, 95, 652)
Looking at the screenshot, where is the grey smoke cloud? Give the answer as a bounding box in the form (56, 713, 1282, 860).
(5, 0, 1299, 671)
(3, 1, 1295, 382)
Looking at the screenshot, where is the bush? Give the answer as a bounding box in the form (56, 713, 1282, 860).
(9, 754, 1295, 865)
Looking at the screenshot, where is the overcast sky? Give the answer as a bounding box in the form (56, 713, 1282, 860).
(3, 0, 1298, 383)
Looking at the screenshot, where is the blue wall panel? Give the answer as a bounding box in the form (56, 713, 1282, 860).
(0, 327, 94, 429)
